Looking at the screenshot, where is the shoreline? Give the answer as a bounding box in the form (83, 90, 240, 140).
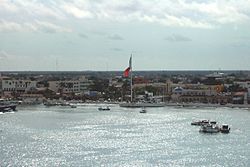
(164, 102, 250, 109)
(14, 102, 250, 109)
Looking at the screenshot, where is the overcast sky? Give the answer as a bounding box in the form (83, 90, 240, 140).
(1, 0, 250, 71)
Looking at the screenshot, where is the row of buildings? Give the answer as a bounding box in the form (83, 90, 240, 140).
(0, 75, 93, 104)
(1, 72, 250, 105)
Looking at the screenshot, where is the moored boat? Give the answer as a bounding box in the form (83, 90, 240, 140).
(0, 104, 17, 113)
(98, 106, 110, 111)
(209, 121, 217, 125)
(199, 124, 220, 133)
(140, 107, 146, 113)
(70, 105, 77, 108)
(191, 119, 209, 126)
(220, 124, 230, 133)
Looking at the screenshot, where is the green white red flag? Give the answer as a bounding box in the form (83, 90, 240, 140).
(123, 56, 132, 77)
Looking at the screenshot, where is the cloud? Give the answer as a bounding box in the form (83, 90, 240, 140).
(34, 20, 72, 33)
(165, 34, 192, 42)
(0, 20, 22, 32)
(140, 15, 214, 29)
(0, 20, 72, 33)
(0, 0, 65, 20)
(61, 3, 93, 19)
(1, 0, 250, 30)
(108, 34, 124, 40)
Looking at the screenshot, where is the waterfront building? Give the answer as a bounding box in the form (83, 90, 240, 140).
(1, 78, 37, 96)
(231, 81, 250, 103)
(0, 76, 10, 97)
(170, 84, 229, 104)
(48, 76, 91, 94)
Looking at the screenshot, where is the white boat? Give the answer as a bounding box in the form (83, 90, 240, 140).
(220, 124, 230, 133)
(191, 119, 209, 126)
(140, 107, 146, 113)
(199, 124, 220, 133)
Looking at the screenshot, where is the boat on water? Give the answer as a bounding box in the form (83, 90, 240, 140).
(98, 106, 110, 111)
(0, 100, 17, 113)
(191, 119, 209, 126)
(220, 124, 230, 133)
(140, 107, 147, 113)
(70, 105, 77, 108)
(199, 124, 220, 133)
(0, 105, 17, 112)
(209, 121, 217, 125)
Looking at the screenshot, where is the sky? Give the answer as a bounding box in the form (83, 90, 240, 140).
(0, 0, 250, 71)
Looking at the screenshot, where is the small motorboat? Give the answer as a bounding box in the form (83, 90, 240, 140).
(98, 106, 110, 111)
(191, 119, 209, 126)
(220, 124, 230, 133)
(2, 107, 12, 113)
(199, 124, 220, 133)
(140, 107, 146, 113)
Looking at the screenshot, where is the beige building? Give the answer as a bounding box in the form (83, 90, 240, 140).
(1, 79, 37, 94)
(48, 76, 90, 94)
(170, 84, 228, 103)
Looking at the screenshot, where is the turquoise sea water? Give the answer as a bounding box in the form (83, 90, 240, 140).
(1, 105, 250, 167)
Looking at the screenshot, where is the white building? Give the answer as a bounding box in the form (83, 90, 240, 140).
(48, 76, 90, 94)
(2, 79, 37, 93)
(171, 84, 220, 103)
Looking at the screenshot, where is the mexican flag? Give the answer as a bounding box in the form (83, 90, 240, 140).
(123, 56, 132, 77)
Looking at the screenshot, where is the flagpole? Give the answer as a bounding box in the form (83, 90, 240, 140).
(130, 54, 133, 103)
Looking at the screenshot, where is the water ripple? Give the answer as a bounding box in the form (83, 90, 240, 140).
(1, 105, 250, 166)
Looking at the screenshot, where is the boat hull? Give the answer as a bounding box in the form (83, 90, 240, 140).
(220, 129, 230, 133)
(191, 120, 209, 126)
(0, 104, 17, 112)
(199, 124, 220, 133)
(98, 107, 110, 111)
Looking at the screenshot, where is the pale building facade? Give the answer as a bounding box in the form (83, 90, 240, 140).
(48, 76, 90, 94)
(170, 84, 227, 103)
(1, 79, 37, 93)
